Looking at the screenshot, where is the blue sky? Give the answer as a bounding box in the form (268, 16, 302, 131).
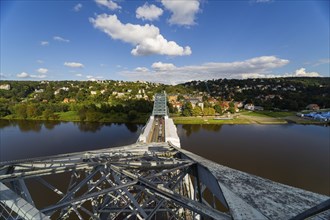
(1, 0, 329, 84)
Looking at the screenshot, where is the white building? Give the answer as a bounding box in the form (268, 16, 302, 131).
(0, 84, 10, 90)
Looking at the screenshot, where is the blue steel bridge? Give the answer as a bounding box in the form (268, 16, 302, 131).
(0, 92, 329, 220)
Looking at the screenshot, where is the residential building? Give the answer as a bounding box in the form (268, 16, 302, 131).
(0, 84, 10, 90)
(306, 104, 320, 111)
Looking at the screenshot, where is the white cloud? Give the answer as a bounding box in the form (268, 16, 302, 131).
(136, 3, 163, 21)
(314, 58, 330, 66)
(291, 68, 320, 77)
(95, 0, 121, 10)
(30, 74, 47, 78)
(252, 0, 273, 3)
(37, 60, 44, 63)
(74, 3, 82, 12)
(16, 72, 46, 79)
(75, 73, 83, 77)
(86, 75, 104, 81)
(151, 62, 176, 71)
(120, 56, 290, 84)
(17, 72, 29, 78)
(161, 0, 200, 26)
(53, 36, 70, 43)
(0, 73, 8, 78)
(90, 14, 191, 56)
(64, 62, 84, 68)
(242, 68, 321, 78)
(40, 41, 49, 46)
(134, 67, 149, 72)
(37, 68, 48, 74)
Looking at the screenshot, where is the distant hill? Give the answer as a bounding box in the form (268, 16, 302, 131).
(180, 77, 330, 110)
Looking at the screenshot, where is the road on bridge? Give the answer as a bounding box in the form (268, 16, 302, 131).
(149, 116, 165, 142)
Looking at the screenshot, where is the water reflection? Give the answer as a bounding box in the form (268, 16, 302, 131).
(125, 123, 139, 133)
(0, 120, 143, 134)
(75, 122, 103, 133)
(0, 120, 141, 162)
(181, 124, 223, 136)
(0, 120, 63, 132)
(0, 120, 11, 129)
(44, 121, 61, 130)
(178, 124, 330, 196)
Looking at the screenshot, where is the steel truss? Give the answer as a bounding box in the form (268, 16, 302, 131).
(0, 144, 231, 220)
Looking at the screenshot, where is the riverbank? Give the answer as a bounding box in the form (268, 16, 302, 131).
(1, 110, 328, 125)
(172, 111, 329, 125)
(1, 111, 150, 124)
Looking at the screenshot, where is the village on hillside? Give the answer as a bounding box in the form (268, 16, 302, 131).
(0, 77, 329, 123)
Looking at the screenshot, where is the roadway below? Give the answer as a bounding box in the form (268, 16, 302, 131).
(149, 116, 165, 143)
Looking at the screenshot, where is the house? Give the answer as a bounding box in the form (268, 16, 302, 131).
(187, 98, 199, 108)
(0, 84, 10, 90)
(54, 87, 69, 95)
(63, 98, 76, 103)
(306, 104, 320, 111)
(168, 95, 178, 103)
(117, 93, 125, 97)
(235, 102, 244, 108)
(90, 91, 97, 95)
(173, 102, 183, 112)
(220, 101, 230, 111)
(244, 103, 255, 111)
(208, 98, 217, 106)
(34, 89, 44, 93)
(197, 102, 204, 110)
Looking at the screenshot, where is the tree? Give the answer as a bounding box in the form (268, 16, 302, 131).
(192, 106, 202, 116)
(202, 95, 208, 102)
(182, 102, 193, 116)
(214, 104, 223, 115)
(128, 110, 138, 121)
(78, 106, 88, 122)
(229, 102, 236, 114)
(26, 105, 38, 118)
(14, 104, 27, 119)
(203, 107, 215, 116)
(43, 109, 53, 120)
(86, 110, 102, 122)
(177, 94, 185, 101)
(182, 109, 191, 117)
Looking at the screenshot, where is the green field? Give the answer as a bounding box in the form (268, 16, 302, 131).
(1, 111, 150, 124)
(240, 111, 295, 118)
(172, 116, 251, 124)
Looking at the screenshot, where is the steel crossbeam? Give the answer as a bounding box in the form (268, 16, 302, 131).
(1, 142, 328, 219)
(0, 143, 236, 219)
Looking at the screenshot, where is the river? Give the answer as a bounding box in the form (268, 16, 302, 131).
(0, 120, 329, 196)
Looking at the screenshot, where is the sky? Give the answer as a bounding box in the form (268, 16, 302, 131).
(0, 0, 329, 84)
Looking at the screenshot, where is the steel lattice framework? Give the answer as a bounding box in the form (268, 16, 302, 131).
(0, 143, 232, 220)
(152, 93, 168, 116)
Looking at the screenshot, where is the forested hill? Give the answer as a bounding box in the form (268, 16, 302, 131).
(0, 77, 329, 122)
(181, 77, 330, 110)
(0, 80, 190, 122)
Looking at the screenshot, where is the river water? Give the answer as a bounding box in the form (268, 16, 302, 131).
(0, 120, 329, 195)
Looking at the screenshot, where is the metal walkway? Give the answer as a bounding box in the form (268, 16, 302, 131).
(0, 93, 329, 219)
